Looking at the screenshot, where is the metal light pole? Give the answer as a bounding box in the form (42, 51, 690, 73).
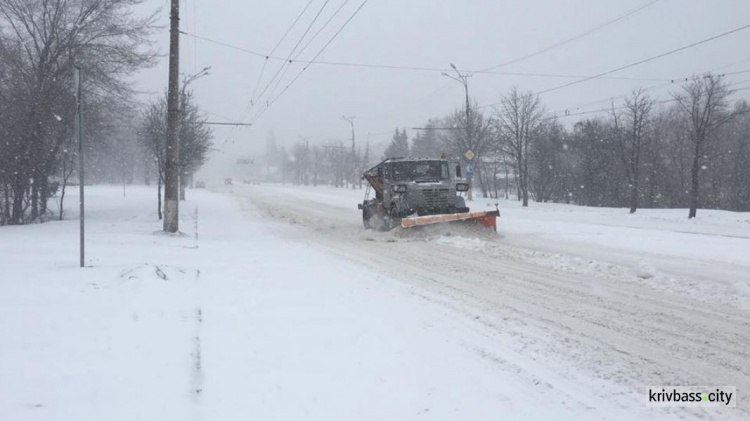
(341, 115, 356, 189)
(179, 66, 210, 200)
(164, 0, 181, 233)
(73, 65, 85, 267)
(442, 63, 473, 201)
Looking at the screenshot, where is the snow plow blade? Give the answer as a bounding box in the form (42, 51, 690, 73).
(400, 210, 500, 231)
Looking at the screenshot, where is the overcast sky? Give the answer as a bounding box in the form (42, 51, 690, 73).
(135, 0, 750, 172)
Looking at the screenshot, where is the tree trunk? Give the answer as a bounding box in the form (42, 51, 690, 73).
(157, 176, 163, 220)
(629, 184, 638, 214)
(59, 182, 66, 221)
(521, 161, 529, 207)
(3, 183, 10, 224)
(504, 166, 509, 200)
(30, 176, 39, 221)
(689, 147, 701, 219)
(629, 167, 638, 214)
(40, 175, 49, 217)
(10, 176, 26, 225)
(522, 186, 529, 206)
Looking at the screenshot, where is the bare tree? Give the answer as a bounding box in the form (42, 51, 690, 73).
(138, 99, 167, 219)
(178, 90, 213, 198)
(442, 101, 493, 198)
(138, 91, 212, 218)
(611, 89, 655, 213)
(725, 101, 750, 211)
(0, 0, 157, 224)
(672, 74, 734, 218)
(493, 87, 544, 207)
(528, 118, 566, 203)
(291, 140, 311, 186)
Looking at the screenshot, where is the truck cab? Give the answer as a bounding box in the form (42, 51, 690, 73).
(359, 158, 470, 230)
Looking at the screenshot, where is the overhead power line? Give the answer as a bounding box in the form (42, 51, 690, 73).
(545, 62, 750, 116)
(203, 121, 253, 126)
(535, 22, 750, 96)
(180, 30, 677, 82)
(246, 0, 315, 113)
(473, 23, 750, 112)
(482, 0, 662, 72)
(296, 0, 352, 61)
(240, 0, 330, 123)
(255, 0, 332, 107)
(416, 0, 664, 117)
(180, 31, 267, 58)
(553, 74, 750, 119)
(249, 0, 370, 124)
(269, 0, 315, 56)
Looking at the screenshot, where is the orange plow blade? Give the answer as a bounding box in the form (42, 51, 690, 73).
(400, 210, 499, 231)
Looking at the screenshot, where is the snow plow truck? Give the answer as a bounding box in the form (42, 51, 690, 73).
(358, 157, 499, 231)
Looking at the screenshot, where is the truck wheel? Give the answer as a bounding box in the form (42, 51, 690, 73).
(383, 204, 399, 231)
(362, 207, 373, 229)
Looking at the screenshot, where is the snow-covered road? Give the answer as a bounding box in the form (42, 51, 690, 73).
(228, 183, 750, 419)
(1, 185, 748, 420)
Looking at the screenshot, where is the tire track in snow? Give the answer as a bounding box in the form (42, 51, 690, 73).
(234, 186, 750, 418)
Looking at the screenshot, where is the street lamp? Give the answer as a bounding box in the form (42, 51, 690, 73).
(442, 63, 473, 201)
(341, 115, 357, 189)
(181, 66, 211, 95)
(178, 66, 210, 200)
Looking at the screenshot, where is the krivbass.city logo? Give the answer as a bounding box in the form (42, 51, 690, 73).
(648, 386, 736, 407)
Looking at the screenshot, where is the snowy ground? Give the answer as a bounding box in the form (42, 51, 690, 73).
(1, 184, 748, 420)
(244, 183, 750, 306)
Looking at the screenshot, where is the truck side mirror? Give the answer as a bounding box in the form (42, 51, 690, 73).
(455, 164, 461, 178)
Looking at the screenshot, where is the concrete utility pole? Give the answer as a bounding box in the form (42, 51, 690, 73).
(442, 63, 473, 201)
(341, 115, 356, 189)
(164, 0, 181, 233)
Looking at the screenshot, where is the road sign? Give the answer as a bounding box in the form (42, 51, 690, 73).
(464, 150, 474, 160)
(466, 166, 473, 179)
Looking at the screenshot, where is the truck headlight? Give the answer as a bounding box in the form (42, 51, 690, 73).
(392, 185, 407, 193)
(456, 183, 469, 192)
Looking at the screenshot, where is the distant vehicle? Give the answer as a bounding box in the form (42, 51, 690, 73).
(195, 180, 206, 189)
(242, 178, 251, 184)
(358, 157, 498, 231)
(224, 178, 233, 186)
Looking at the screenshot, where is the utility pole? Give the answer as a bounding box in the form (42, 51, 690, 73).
(341, 115, 356, 189)
(164, 0, 181, 233)
(73, 64, 84, 267)
(442, 64, 473, 201)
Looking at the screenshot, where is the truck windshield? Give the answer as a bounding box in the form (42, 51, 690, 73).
(390, 161, 448, 182)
